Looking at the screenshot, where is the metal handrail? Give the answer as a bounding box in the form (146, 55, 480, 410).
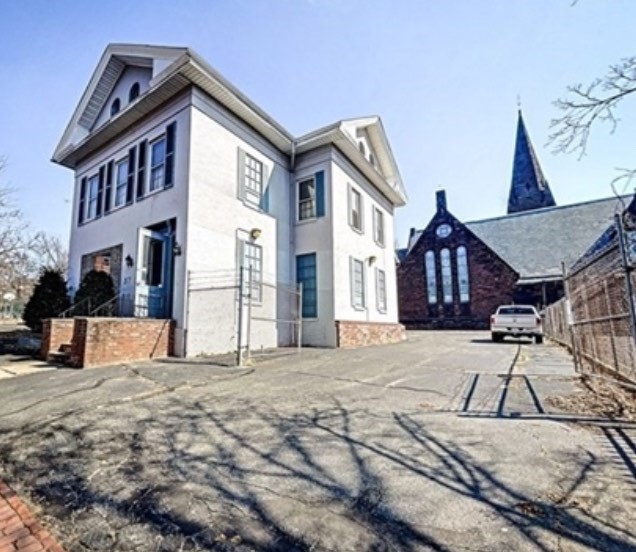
(89, 294, 120, 317)
(59, 297, 92, 318)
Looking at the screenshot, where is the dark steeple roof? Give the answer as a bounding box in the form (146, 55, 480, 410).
(507, 110, 556, 214)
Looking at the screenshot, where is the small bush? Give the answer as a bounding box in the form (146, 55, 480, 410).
(22, 268, 70, 333)
(74, 270, 115, 315)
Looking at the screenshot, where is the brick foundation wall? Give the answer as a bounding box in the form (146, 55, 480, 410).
(335, 320, 406, 348)
(40, 318, 75, 360)
(69, 318, 174, 368)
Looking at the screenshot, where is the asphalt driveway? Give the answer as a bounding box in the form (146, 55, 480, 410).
(0, 331, 634, 551)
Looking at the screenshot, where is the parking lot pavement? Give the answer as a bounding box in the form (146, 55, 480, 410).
(0, 331, 634, 551)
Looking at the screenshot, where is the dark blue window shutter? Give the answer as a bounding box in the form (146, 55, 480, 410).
(78, 177, 87, 225)
(164, 122, 176, 189)
(315, 170, 325, 217)
(104, 161, 113, 214)
(137, 140, 147, 200)
(126, 147, 136, 205)
(96, 166, 105, 218)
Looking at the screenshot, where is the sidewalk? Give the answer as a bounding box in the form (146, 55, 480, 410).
(0, 482, 64, 552)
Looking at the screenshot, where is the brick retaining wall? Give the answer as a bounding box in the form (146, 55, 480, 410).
(69, 318, 174, 368)
(335, 320, 406, 348)
(40, 319, 75, 361)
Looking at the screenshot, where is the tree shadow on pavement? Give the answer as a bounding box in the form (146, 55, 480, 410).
(0, 394, 634, 551)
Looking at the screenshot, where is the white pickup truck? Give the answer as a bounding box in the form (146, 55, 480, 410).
(490, 305, 543, 344)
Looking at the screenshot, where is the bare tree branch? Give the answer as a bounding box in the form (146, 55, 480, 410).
(549, 56, 636, 157)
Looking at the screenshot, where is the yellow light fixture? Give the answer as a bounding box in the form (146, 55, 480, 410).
(250, 228, 262, 240)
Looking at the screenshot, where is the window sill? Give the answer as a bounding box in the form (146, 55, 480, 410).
(296, 217, 319, 226)
(374, 240, 386, 248)
(349, 224, 364, 235)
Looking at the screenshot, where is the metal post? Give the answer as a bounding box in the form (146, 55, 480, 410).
(615, 213, 636, 349)
(246, 266, 253, 362)
(603, 280, 620, 372)
(561, 262, 579, 372)
(297, 282, 303, 352)
(237, 266, 244, 367)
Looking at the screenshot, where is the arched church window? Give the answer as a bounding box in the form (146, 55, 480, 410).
(110, 98, 121, 117)
(129, 82, 140, 102)
(457, 246, 470, 303)
(440, 248, 453, 304)
(425, 250, 437, 304)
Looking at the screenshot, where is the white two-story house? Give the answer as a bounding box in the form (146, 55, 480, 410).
(53, 44, 407, 356)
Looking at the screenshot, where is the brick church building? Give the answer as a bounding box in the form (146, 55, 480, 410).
(397, 111, 626, 329)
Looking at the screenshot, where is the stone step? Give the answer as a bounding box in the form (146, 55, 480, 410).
(59, 343, 72, 354)
(47, 350, 70, 364)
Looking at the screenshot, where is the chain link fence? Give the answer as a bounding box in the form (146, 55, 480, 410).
(186, 268, 302, 365)
(543, 221, 636, 385)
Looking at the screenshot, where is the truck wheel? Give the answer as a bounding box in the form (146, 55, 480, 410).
(491, 333, 503, 343)
(535, 335, 543, 344)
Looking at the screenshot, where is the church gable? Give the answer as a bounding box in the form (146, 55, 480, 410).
(398, 190, 519, 328)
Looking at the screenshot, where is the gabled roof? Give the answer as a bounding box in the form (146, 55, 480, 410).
(467, 196, 625, 282)
(296, 117, 406, 206)
(53, 44, 189, 163)
(53, 44, 406, 207)
(507, 110, 556, 214)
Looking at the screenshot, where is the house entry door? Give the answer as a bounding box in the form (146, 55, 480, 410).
(136, 228, 170, 318)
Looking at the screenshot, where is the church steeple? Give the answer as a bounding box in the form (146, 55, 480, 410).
(507, 110, 556, 214)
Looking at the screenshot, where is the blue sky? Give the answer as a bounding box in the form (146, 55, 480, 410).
(0, 0, 635, 246)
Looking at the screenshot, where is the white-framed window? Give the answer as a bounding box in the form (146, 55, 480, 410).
(242, 241, 263, 302)
(298, 177, 316, 220)
(425, 250, 437, 305)
(86, 175, 99, 221)
(440, 248, 453, 304)
(373, 208, 385, 246)
(350, 257, 365, 309)
(110, 98, 120, 117)
(149, 136, 166, 192)
(457, 246, 470, 303)
(349, 186, 363, 232)
(129, 82, 140, 102)
(376, 268, 387, 312)
(114, 158, 128, 208)
(244, 153, 263, 207)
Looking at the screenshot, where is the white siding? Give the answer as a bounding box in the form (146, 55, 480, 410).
(185, 93, 292, 356)
(68, 92, 191, 352)
(330, 149, 398, 324)
(293, 148, 336, 347)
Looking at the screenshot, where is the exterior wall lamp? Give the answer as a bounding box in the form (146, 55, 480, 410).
(367, 255, 377, 265)
(125, 254, 134, 268)
(250, 228, 262, 240)
(172, 241, 182, 256)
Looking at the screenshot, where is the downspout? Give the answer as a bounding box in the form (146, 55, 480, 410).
(289, 140, 297, 340)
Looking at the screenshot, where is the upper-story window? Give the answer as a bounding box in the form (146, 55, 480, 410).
(440, 248, 453, 304)
(86, 175, 99, 221)
(244, 153, 263, 207)
(373, 208, 385, 246)
(110, 98, 121, 117)
(149, 137, 166, 192)
(425, 250, 437, 305)
(114, 159, 128, 207)
(457, 246, 470, 303)
(349, 186, 363, 232)
(129, 82, 140, 102)
(298, 177, 316, 220)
